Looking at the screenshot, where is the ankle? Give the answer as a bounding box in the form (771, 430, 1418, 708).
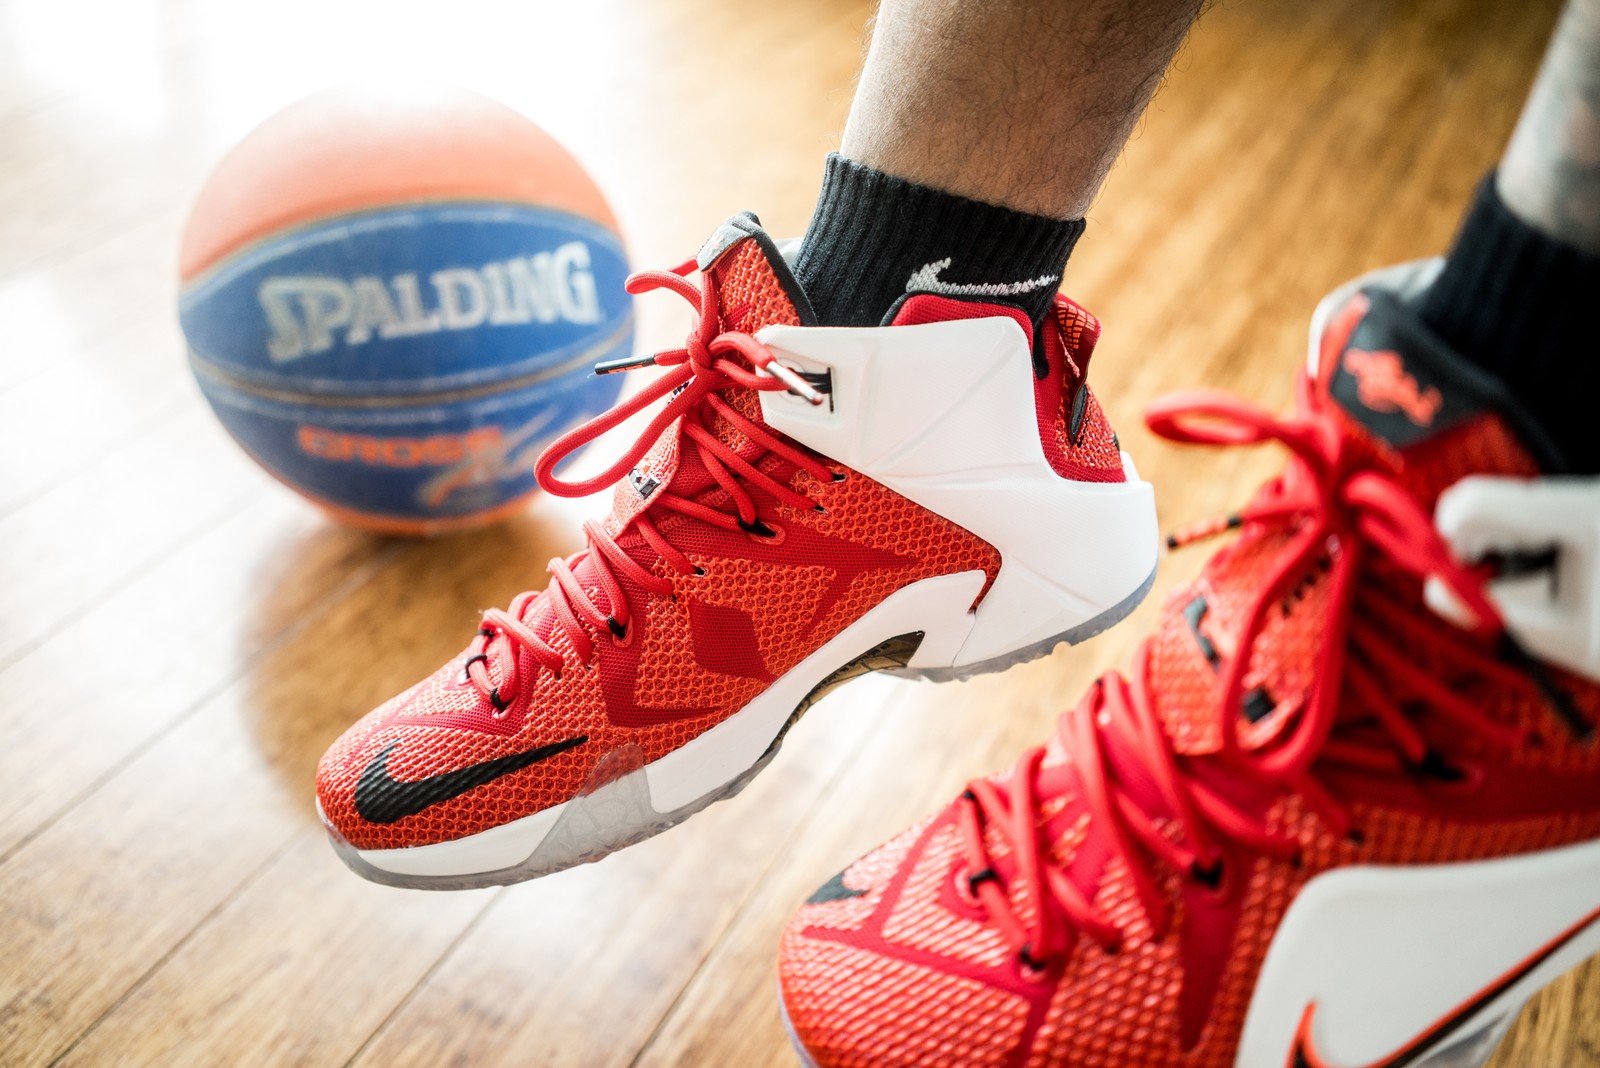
(791, 154, 1084, 330)
(1416, 172, 1600, 473)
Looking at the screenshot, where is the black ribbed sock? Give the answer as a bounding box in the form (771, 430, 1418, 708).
(791, 154, 1085, 331)
(1417, 173, 1600, 473)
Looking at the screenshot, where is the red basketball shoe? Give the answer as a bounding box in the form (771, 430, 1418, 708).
(316, 214, 1158, 888)
(778, 261, 1600, 1068)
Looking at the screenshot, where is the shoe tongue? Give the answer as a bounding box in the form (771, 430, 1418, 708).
(1319, 287, 1562, 504)
(606, 213, 813, 535)
(697, 210, 818, 332)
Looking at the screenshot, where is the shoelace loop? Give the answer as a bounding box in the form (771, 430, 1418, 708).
(960, 376, 1544, 970)
(463, 260, 834, 712)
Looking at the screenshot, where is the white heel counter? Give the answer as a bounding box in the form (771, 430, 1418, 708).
(756, 317, 1159, 669)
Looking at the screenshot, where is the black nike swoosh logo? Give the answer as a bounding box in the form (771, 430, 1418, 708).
(353, 735, 588, 825)
(1289, 903, 1600, 1068)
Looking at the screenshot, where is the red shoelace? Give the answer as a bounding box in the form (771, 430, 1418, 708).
(462, 261, 832, 713)
(958, 372, 1551, 970)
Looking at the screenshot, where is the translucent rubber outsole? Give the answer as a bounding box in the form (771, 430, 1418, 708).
(326, 565, 1158, 891)
(325, 737, 784, 891)
(1410, 1010, 1517, 1068)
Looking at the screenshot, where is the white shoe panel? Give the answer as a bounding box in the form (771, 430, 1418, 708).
(1235, 837, 1600, 1067)
(756, 317, 1159, 668)
(1432, 475, 1600, 683)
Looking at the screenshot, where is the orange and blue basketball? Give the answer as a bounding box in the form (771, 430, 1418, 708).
(178, 83, 631, 535)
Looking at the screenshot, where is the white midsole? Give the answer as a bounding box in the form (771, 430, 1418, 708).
(1236, 834, 1600, 1067)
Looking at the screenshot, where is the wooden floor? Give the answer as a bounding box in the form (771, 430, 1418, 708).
(0, 0, 1594, 1064)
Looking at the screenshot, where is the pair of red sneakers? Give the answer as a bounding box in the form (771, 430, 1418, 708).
(316, 215, 1600, 1068)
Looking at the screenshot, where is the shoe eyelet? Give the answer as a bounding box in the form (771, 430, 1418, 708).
(1190, 858, 1226, 893)
(605, 615, 635, 648)
(954, 865, 990, 903)
(488, 686, 511, 717)
(740, 519, 785, 544)
(831, 471, 847, 483)
(1016, 945, 1050, 981)
(1345, 827, 1368, 849)
(459, 652, 489, 686)
(693, 566, 707, 577)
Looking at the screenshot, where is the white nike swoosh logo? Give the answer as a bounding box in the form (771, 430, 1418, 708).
(905, 258, 1059, 298)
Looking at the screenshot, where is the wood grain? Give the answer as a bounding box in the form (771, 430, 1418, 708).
(0, 0, 1592, 1065)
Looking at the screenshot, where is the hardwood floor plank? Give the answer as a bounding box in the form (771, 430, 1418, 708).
(54, 834, 492, 1068)
(0, 493, 392, 861)
(0, 210, 184, 395)
(0, 335, 193, 522)
(0, 407, 265, 664)
(0, 505, 585, 1066)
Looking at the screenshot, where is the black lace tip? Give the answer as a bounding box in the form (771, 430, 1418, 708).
(594, 352, 661, 375)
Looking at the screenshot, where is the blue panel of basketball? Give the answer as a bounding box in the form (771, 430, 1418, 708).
(178, 202, 632, 526)
(192, 365, 621, 522)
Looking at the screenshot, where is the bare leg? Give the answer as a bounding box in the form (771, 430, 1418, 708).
(841, 0, 1207, 220)
(1498, 0, 1600, 253)
(794, 0, 1206, 328)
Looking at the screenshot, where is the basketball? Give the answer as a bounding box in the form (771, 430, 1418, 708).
(178, 83, 632, 535)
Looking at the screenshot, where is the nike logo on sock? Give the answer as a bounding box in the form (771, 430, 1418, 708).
(354, 735, 589, 825)
(905, 258, 1059, 299)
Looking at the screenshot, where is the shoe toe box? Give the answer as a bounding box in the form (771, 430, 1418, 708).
(779, 809, 1039, 1068)
(313, 653, 591, 851)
